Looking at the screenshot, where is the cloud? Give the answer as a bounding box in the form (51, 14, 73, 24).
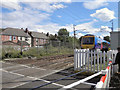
(1, 0, 22, 10)
(75, 19, 99, 33)
(1, 8, 50, 28)
(100, 26, 111, 32)
(0, 0, 68, 12)
(27, 23, 73, 35)
(24, 2, 67, 13)
(76, 33, 84, 38)
(83, 0, 108, 10)
(90, 8, 116, 21)
(57, 15, 62, 18)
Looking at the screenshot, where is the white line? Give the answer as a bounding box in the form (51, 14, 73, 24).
(59, 72, 102, 89)
(2, 62, 46, 71)
(2, 69, 25, 77)
(81, 82, 96, 86)
(3, 65, 24, 69)
(2, 69, 65, 88)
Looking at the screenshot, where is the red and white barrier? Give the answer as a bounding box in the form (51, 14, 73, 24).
(96, 60, 112, 89)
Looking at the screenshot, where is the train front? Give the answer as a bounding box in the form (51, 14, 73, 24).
(81, 35, 95, 49)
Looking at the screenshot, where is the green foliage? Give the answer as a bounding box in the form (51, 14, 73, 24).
(104, 36, 110, 42)
(58, 28, 69, 36)
(2, 47, 22, 59)
(23, 46, 73, 59)
(49, 34, 57, 41)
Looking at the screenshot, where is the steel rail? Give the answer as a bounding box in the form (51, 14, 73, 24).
(30, 70, 87, 90)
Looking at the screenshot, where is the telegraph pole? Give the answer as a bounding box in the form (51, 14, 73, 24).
(110, 19, 113, 32)
(73, 24, 76, 49)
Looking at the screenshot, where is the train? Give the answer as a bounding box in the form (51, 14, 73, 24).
(81, 34, 110, 51)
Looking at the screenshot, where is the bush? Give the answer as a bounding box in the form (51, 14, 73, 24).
(2, 47, 22, 59)
(2, 46, 73, 59)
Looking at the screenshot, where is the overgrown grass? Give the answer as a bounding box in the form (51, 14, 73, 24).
(2, 46, 73, 59)
(23, 46, 73, 58)
(2, 47, 22, 59)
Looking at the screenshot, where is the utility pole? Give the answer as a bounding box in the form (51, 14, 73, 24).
(73, 24, 76, 49)
(110, 19, 113, 32)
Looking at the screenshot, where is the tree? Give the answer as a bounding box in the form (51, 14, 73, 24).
(49, 34, 57, 41)
(104, 36, 110, 42)
(46, 32, 49, 37)
(58, 28, 69, 36)
(57, 28, 69, 42)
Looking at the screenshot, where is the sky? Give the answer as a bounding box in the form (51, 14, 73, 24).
(0, 0, 119, 38)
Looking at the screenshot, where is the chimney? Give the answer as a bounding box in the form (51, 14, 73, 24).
(25, 28, 29, 33)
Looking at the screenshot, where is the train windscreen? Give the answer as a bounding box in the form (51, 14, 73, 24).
(82, 37, 94, 44)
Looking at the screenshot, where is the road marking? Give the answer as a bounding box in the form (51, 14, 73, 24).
(2, 69, 25, 77)
(3, 65, 25, 69)
(27, 76, 65, 87)
(2, 69, 65, 88)
(2, 61, 47, 71)
(59, 71, 102, 89)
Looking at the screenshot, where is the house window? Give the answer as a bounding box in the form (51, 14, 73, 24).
(20, 37, 22, 40)
(25, 37, 28, 41)
(9, 36, 12, 41)
(36, 39, 38, 42)
(13, 36, 16, 40)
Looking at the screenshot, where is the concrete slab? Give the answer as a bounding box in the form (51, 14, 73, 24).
(15, 80, 47, 88)
(2, 63, 17, 68)
(2, 71, 35, 88)
(4, 65, 28, 72)
(42, 73, 78, 86)
(13, 68, 44, 76)
(29, 69, 55, 78)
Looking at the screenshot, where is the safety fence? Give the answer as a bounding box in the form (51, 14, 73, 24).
(95, 61, 112, 89)
(59, 59, 113, 90)
(74, 49, 117, 72)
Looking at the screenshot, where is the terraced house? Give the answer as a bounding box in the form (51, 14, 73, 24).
(1, 28, 49, 48)
(28, 31, 49, 47)
(1, 28, 31, 48)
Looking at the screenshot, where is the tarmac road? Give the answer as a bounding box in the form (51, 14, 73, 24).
(1, 61, 101, 90)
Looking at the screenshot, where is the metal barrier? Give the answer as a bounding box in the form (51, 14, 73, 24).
(59, 59, 113, 90)
(95, 60, 112, 89)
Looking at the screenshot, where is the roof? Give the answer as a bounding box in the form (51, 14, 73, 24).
(30, 31, 48, 39)
(110, 31, 120, 33)
(1, 28, 30, 37)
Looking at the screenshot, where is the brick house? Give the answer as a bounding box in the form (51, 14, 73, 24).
(1, 28, 31, 47)
(28, 31, 49, 47)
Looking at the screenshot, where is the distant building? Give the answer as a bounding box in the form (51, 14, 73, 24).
(1, 28, 31, 47)
(28, 31, 49, 47)
(110, 31, 120, 50)
(1, 27, 49, 48)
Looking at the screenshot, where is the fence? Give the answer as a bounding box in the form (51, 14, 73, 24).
(95, 60, 112, 89)
(59, 59, 113, 90)
(74, 49, 118, 72)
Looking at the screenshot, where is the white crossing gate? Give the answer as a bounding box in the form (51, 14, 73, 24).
(74, 49, 118, 73)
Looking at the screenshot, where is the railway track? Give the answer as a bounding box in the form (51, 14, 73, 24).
(4, 54, 74, 70)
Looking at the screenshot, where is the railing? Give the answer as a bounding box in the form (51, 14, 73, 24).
(95, 60, 112, 89)
(59, 59, 113, 90)
(74, 49, 117, 72)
